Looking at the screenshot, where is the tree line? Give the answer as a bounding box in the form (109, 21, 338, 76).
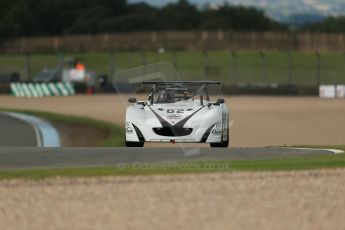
(1, 0, 345, 40)
(0, 0, 286, 39)
(304, 16, 345, 32)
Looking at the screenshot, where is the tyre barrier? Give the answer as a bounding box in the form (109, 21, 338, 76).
(10, 82, 75, 97)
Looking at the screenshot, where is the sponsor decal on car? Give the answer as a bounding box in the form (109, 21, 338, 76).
(125, 122, 134, 134)
(212, 129, 222, 136)
(166, 114, 182, 120)
(215, 123, 222, 129)
(126, 127, 134, 134)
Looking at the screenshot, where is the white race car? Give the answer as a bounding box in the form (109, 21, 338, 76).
(125, 81, 229, 148)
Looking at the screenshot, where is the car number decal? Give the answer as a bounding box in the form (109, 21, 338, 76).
(165, 109, 186, 114)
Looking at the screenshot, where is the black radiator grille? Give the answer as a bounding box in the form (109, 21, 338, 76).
(153, 127, 193, 137)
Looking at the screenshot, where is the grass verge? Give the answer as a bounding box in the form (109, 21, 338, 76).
(0, 109, 125, 147)
(0, 153, 344, 180)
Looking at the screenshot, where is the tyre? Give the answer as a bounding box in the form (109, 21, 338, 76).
(125, 141, 144, 147)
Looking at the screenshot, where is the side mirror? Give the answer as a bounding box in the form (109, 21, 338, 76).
(216, 98, 225, 104)
(128, 97, 137, 103)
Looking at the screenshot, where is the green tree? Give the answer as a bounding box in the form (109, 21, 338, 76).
(304, 16, 345, 32)
(201, 4, 281, 31)
(0, 0, 289, 38)
(97, 3, 161, 32)
(159, 0, 200, 30)
(0, 0, 31, 38)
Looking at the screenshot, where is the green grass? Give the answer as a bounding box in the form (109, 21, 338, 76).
(0, 109, 125, 147)
(1, 51, 345, 86)
(0, 149, 344, 180)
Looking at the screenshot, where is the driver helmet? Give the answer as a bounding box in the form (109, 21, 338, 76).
(158, 90, 174, 102)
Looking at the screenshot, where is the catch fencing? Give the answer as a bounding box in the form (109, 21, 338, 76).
(1, 50, 345, 88)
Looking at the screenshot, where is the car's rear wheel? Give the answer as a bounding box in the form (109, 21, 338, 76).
(125, 141, 144, 147)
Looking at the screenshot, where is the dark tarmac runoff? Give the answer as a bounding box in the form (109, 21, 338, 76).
(0, 147, 336, 170)
(0, 113, 38, 147)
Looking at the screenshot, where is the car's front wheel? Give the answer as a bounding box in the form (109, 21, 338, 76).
(125, 141, 144, 147)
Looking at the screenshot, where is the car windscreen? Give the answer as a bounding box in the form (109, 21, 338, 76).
(152, 85, 208, 104)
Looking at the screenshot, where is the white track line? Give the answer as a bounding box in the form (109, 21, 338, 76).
(282, 147, 344, 155)
(32, 124, 43, 147)
(2, 112, 60, 147)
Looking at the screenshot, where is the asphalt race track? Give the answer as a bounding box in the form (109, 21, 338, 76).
(0, 112, 338, 170)
(0, 147, 335, 169)
(0, 113, 38, 147)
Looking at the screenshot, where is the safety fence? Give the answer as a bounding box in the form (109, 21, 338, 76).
(10, 82, 75, 97)
(3, 50, 345, 88)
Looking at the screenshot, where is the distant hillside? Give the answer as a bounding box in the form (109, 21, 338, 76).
(288, 14, 325, 26)
(129, 0, 345, 24)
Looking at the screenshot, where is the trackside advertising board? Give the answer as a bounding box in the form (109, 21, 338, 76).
(319, 85, 345, 98)
(336, 85, 345, 98)
(320, 85, 335, 98)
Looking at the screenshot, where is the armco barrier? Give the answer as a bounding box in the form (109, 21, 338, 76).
(10, 82, 75, 97)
